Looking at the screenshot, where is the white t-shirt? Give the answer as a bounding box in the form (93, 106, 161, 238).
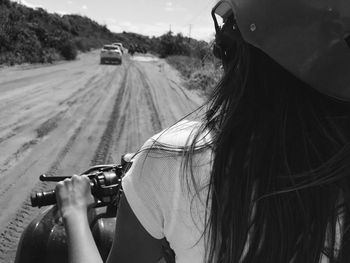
(122, 120, 343, 263)
(122, 120, 213, 263)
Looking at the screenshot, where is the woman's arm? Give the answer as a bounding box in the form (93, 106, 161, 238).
(63, 209, 103, 263)
(56, 174, 164, 263)
(56, 174, 103, 263)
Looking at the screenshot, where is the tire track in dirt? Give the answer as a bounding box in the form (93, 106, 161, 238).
(134, 66, 162, 132)
(0, 69, 67, 91)
(167, 78, 199, 103)
(57, 69, 119, 109)
(0, 127, 83, 262)
(114, 73, 133, 150)
(0, 117, 91, 261)
(57, 73, 101, 107)
(0, 132, 16, 145)
(0, 139, 38, 177)
(0, 68, 123, 262)
(0, 111, 97, 262)
(35, 113, 62, 139)
(45, 126, 83, 176)
(0, 199, 42, 262)
(90, 66, 130, 165)
(36, 72, 111, 176)
(0, 112, 64, 177)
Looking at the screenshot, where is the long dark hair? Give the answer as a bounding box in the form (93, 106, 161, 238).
(188, 27, 350, 262)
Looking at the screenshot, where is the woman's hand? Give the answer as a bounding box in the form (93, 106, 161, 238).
(55, 174, 95, 219)
(55, 175, 103, 263)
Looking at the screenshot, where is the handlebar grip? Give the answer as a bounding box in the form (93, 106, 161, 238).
(31, 190, 56, 207)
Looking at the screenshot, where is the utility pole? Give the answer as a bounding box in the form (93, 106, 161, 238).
(188, 24, 192, 42)
(169, 24, 172, 34)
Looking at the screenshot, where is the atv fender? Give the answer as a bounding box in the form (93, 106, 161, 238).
(15, 206, 115, 263)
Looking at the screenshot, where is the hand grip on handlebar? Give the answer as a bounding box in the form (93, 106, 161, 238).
(31, 174, 86, 207)
(30, 158, 134, 208)
(31, 190, 56, 208)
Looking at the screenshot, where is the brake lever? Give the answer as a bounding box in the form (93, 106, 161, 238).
(39, 173, 97, 182)
(39, 174, 72, 182)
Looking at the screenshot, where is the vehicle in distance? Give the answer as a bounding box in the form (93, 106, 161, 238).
(100, 45, 122, 65)
(112, 43, 125, 53)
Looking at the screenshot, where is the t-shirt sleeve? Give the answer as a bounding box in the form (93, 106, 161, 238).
(122, 137, 177, 239)
(121, 120, 210, 240)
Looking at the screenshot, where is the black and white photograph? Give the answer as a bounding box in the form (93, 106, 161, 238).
(0, 0, 350, 262)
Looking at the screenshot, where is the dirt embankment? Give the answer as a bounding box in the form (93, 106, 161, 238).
(0, 51, 204, 262)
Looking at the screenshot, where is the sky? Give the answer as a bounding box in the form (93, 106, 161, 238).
(12, 0, 217, 41)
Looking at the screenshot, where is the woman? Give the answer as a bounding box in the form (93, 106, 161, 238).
(55, 0, 350, 262)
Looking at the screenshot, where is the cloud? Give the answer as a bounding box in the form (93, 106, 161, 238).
(82, 5, 88, 10)
(106, 20, 137, 34)
(105, 18, 117, 24)
(163, 1, 187, 13)
(12, 0, 43, 9)
(165, 2, 173, 12)
(190, 26, 215, 41)
(56, 10, 68, 16)
(67, 0, 74, 4)
(105, 20, 214, 41)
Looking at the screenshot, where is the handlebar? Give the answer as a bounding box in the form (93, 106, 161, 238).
(31, 190, 57, 207)
(31, 155, 134, 208)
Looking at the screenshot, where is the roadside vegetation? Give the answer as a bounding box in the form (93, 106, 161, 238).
(158, 32, 223, 96)
(0, 0, 221, 95)
(0, 0, 117, 64)
(166, 55, 223, 97)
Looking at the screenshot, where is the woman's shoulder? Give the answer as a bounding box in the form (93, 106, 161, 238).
(142, 119, 212, 151)
(129, 119, 212, 180)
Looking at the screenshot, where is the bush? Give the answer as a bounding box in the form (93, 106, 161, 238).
(0, 0, 12, 8)
(73, 38, 88, 52)
(187, 69, 221, 96)
(41, 48, 60, 63)
(58, 40, 77, 60)
(166, 55, 223, 97)
(16, 31, 43, 63)
(158, 32, 192, 58)
(0, 52, 20, 65)
(166, 55, 201, 78)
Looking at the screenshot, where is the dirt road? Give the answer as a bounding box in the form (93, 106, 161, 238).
(0, 51, 204, 262)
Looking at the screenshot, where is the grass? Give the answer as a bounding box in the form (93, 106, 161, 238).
(166, 55, 223, 97)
